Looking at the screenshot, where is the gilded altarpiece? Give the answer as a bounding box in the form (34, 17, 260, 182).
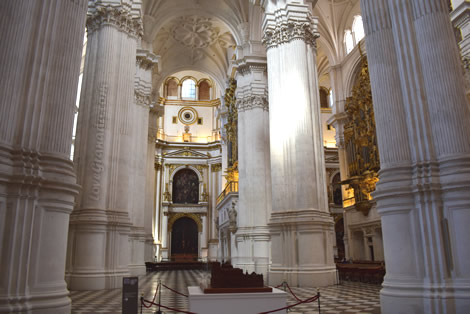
(342, 55, 380, 216)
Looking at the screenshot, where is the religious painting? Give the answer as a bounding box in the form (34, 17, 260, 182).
(172, 169, 199, 204)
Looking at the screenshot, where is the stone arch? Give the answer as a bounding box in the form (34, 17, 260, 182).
(168, 213, 203, 232)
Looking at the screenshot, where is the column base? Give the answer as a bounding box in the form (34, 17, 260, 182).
(233, 228, 270, 279)
(0, 290, 71, 314)
(268, 210, 336, 287)
(66, 270, 129, 290)
(380, 281, 470, 314)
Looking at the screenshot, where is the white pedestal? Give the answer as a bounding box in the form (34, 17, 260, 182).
(188, 286, 287, 314)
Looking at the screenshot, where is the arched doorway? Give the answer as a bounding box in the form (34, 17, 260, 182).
(171, 217, 198, 261)
(172, 168, 199, 204)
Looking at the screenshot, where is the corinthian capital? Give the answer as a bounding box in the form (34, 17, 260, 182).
(262, 3, 319, 50)
(87, 3, 143, 38)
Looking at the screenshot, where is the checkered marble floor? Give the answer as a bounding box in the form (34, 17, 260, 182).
(70, 270, 381, 314)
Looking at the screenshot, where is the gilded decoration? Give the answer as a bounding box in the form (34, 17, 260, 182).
(341, 51, 380, 216)
(86, 5, 143, 38)
(211, 163, 222, 172)
(262, 19, 319, 50)
(224, 79, 238, 167)
(168, 213, 202, 232)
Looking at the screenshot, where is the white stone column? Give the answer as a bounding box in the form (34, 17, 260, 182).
(208, 163, 221, 260)
(128, 49, 158, 275)
(262, 1, 335, 287)
(233, 60, 272, 278)
(0, 0, 86, 311)
(361, 0, 470, 312)
(66, 0, 143, 290)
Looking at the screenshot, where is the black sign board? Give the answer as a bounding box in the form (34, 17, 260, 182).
(122, 277, 138, 314)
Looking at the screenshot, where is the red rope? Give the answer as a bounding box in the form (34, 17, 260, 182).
(162, 283, 189, 297)
(285, 283, 303, 302)
(141, 298, 196, 314)
(258, 294, 319, 314)
(142, 283, 161, 309)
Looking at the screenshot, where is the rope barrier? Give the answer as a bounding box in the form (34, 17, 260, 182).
(162, 283, 189, 297)
(140, 280, 321, 314)
(258, 294, 320, 314)
(141, 298, 196, 314)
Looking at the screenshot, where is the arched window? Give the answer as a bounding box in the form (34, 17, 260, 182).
(352, 16, 365, 43)
(332, 173, 342, 206)
(198, 80, 210, 100)
(344, 30, 354, 54)
(319, 87, 329, 108)
(166, 78, 178, 98)
(182, 79, 196, 99)
(329, 89, 334, 107)
(172, 169, 199, 204)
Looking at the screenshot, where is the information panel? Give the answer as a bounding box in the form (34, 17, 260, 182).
(122, 277, 138, 314)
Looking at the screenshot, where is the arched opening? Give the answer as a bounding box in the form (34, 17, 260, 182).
(332, 172, 342, 206)
(198, 80, 211, 100)
(320, 87, 329, 108)
(171, 217, 198, 261)
(172, 169, 199, 204)
(166, 78, 178, 99)
(335, 218, 345, 260)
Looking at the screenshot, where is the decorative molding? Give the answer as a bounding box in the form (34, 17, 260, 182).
(87, 5, 143, 38)
(262, 20, 319, 50)
(236, 95, 269, 112)
(135, 90, 151, 107)
(211, 163, 222, 172)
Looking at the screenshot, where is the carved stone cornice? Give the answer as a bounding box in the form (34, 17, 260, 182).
(236, 95, 269, 112)
(87, 5, 143, 38)
(237, 63, 267, 76)
(136, 49, 159, 71)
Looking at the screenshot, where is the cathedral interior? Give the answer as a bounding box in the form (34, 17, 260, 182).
(1, 0, 470, 313)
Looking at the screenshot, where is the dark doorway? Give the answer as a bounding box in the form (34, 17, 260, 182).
(171, 217, 198, 261)
(172, 169, 199, 204)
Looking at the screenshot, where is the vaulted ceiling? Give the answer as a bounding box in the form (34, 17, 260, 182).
(142, 0, 361, 95)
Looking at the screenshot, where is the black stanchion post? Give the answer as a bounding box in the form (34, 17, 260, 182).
(140, 295, 143, 314)
(317, 288, 321, 314)
(156, 280, 162, 314)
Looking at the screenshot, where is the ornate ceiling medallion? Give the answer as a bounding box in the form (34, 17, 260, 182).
(178, 107, 198, 125)
(171, 16, 217, 48)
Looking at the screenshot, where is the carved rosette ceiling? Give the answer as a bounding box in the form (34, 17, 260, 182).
(152, 15, 236, 81)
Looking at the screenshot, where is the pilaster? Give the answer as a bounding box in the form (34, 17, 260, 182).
(66, 0, 144, 290)
(262, 2, 335, 287)
(361, 0, 470, 312)
(233, 58, 272, 278)
(0, 0, 87, 312)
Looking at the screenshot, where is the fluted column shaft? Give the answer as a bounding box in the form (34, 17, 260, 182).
(262, 2, 335, 287)
(361, 0, 470, 312)
(233, 61, 272, 277)
(66, 0, 143, 290)
(128, 50, 158, 275)
(0, 0, 86, 312)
